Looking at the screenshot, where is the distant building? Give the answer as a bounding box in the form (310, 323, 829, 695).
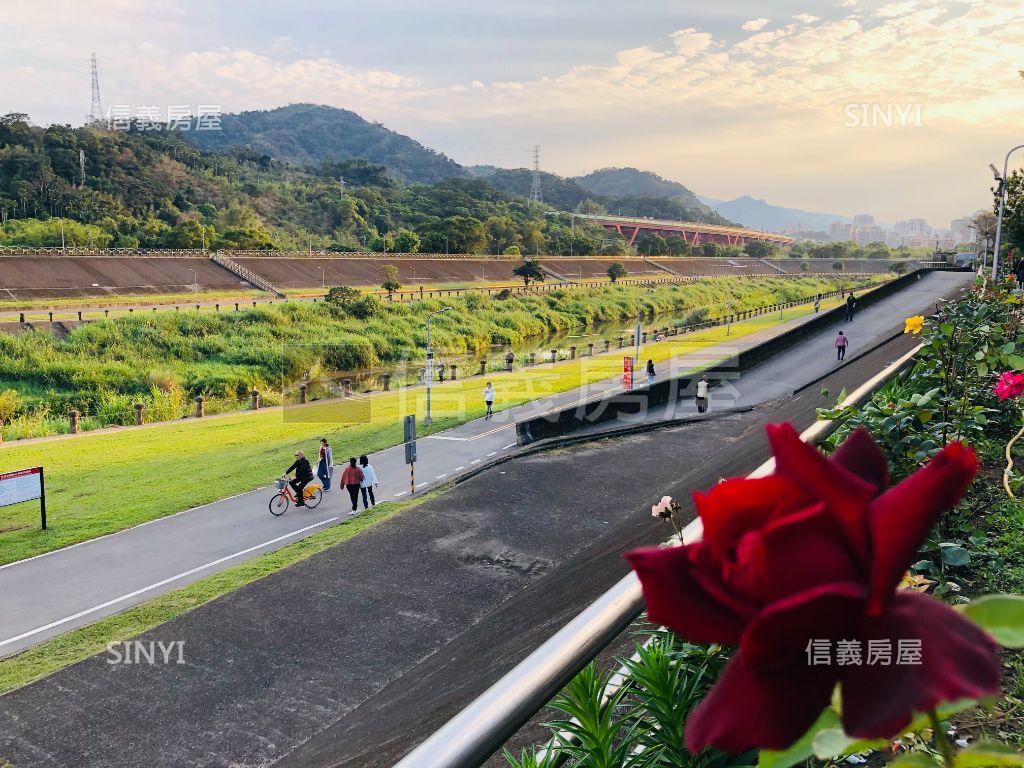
(950, 217, 974, 243)
(829, 221, 853, 241)
(854, 224, 886, 246)
(908, 218, 931, 235)
(852, 213, 875, 226)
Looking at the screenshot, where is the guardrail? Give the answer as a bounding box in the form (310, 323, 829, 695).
(395, 341, 924, 768)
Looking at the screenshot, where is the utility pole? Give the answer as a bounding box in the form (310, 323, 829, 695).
(529, 145, 543, 204)
(991, 146, 1024, 281)
(424, 307, 453, 426)
(89, 53, 103, 124)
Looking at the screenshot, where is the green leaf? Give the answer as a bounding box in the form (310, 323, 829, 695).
(961, 595, 1024, 648)
(941, 544, 971, 567)
(918, 410, 933, 424)
(1003, 342, 1017, 355)
(1007, 355, 1024, 372)
(891, 752, 942, 768)
(759, 707, 840, 768)
(955, 742, 1024, 768)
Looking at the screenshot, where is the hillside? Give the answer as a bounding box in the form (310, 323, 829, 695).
(701, 195, 849, 232)
(185, 104, 467, 185)
(574, 167, 709, 211)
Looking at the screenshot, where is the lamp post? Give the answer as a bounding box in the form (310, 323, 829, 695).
(188, 268, 198, 297)
(990, 145, 1024, 281)
(318, 266, 325, 290)
(425, 306, 453, 426)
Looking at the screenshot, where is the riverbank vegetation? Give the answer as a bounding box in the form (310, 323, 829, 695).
(0, 276, 864, 440)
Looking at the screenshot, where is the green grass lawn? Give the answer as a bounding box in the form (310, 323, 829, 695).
(0, 298, 841, 565)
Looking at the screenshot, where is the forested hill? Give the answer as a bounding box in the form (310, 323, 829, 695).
(185, 104, 467, 185)
(574, 167, 709, 210)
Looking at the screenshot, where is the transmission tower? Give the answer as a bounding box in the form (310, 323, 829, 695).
(88, 53, 103, 124)
(529, 145, 543, 204)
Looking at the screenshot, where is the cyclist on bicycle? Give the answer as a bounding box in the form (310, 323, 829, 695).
(285, 450, 314, 507)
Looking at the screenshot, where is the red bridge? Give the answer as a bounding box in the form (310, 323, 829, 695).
(575, 213, 794, 247)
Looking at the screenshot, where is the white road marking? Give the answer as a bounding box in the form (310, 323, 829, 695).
(436, 473, 448, 479)
(502, 443, 517, 450)
(0, 517, 340, 649)
(470, 459, 481, 465)
(416, 482, 429, 489)
(453, 466, 465, 471)
(486, 452, 497, 457)
(393, 491, 408, 498)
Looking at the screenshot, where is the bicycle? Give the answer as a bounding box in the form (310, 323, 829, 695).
(269, 477, 323, 516)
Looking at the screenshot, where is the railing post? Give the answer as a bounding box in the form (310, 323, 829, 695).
(342, 379, 352, 397)
(604, 339, 610, 352)
(529, 352, 536, 366)
(588, 342, 594, 356)
(381, 373, 391, 391)
(551, 349, 557, 363)
(68, 410, 80, 434)
(195, 396, 205, 418)
(299, 384, 307, 404)
(250, 389, 260, 410)
(134, 403, 144, 426)
(570, 345, 577, 359)
(450, 363, 458, 380)
(479, 360, 487, 375)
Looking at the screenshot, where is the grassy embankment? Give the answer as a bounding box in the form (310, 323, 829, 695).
(0, 276, 868, 439)
(0, 290, 854, 566)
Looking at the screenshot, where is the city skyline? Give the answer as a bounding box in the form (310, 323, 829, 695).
(2, 0, 1022, 224)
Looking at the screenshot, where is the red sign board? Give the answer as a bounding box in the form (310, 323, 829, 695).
(0, 466, 42, 508)
(622, 357, 633, 390)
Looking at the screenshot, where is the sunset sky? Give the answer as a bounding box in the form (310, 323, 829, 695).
(3, 0, 1022, 226)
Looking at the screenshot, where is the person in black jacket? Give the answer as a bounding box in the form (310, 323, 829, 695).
(285, 450, 314, 507)
(845, 293, 857, 322)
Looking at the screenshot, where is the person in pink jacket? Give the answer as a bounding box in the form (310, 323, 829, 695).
(835, 330, 849, 361)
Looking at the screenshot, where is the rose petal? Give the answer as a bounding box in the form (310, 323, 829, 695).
(626, 545, 750, 645)
(685, 649, 839, 753)
(866, 441, 978, 614)
(842, 591, 1001, 738)
(695, 474, 812, 561)
(767, 423, 876, 561)
(740, 581, 867, 667)
(726, 506, 865, 607)
(830, 427, 890, 494)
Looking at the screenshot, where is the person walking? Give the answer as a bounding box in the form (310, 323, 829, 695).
(285, 451, 314, 507)
(645, 359, 656, 388)
(845, 293, 856, 322)
(835, 330, 849, 361)
(695, 374, 709, 413)
(359, 455, 379, 509)
(813, 294, 821, 313)
(316, 437, 333, 492)
(505, 350, 514, 372)
(340, 457, 364, 515)
(437, 359, 446, 382)
(483, 381, 495, 419)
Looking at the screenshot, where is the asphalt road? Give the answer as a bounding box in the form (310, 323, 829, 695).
(0, 272, 969, 661)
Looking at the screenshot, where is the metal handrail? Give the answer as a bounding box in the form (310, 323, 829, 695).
(395, 342, 922, 768)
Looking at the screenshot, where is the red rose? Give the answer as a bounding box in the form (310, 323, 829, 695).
(994, 371, 1024, 401)
(626, 424, 998, 754)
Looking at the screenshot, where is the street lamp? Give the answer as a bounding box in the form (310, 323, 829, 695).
(990, 146, 1024, 281)
(188, 267, 198, 297)
(318, 266, 325, 290)
(424, 306, 453, 426)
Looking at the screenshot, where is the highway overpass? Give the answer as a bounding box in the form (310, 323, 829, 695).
(574, 212, 795, 247)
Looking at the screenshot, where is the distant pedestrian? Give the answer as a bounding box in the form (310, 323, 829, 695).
(814, 295, 821, 313)
(483, 381, 495, 419)
(835, 330, 849, 361)
(437, 360, 446, 382)
(340, 457, 364, 515)
(316, 437, 333, 492)
(845, 294, 856, 322)
(359, 455, 378, 509)
(505, 350, 515, 372)
(645, 359, 656, 388)
(695, 375, 709, 413)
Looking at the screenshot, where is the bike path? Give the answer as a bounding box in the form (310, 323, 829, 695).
(0, 272, 968, 658)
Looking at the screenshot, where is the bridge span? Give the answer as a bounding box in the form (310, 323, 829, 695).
(574, 212, 795, 247)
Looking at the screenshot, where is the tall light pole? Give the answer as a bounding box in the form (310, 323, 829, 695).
(424, 306, 453, 426)
(318, 266, 325, 290)
(188, 267, 198, 296)
(990, 145, 1024, 281)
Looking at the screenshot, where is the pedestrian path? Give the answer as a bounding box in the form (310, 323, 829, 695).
(0, 271, 968, 657)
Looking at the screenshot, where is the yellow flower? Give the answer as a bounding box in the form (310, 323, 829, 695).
(904, 315, 924, 335)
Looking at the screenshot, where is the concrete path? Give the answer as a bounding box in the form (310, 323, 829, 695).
(0, 271, 969, 658)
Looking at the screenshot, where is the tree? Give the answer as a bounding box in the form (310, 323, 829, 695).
(665, 236, 690, 256)
(420, 231, 447, 253)
(512, 258, 545, 287)
(745, 241, 778, 259)
(636, 233, 668, 256)
(380, 264, 401, 297)
(393, 229, 420, 253)
(702, 242, 722, 258)
(502, 244, 521, 256)
(607, 261, 627, 283)
(442, 216, 486, 253)
(832, 260, 845, 271)
(890, 261, 907, 275)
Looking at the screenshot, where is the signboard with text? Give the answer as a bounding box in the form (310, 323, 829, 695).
(622, 357, 633, 391)
(0, 466, 46, 529)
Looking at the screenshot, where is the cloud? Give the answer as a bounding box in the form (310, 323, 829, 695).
(741, 18, 771, 31)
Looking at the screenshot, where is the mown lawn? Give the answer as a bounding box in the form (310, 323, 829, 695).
(0, 299, 840, 565)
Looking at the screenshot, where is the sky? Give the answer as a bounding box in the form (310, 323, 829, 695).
(2, 0, 1023, 227)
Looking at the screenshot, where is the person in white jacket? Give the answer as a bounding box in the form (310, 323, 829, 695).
(359, 455, 379, 509)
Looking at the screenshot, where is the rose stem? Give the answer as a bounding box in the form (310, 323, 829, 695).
(1003, 411, 1024, 500)
(928, 710, 955, 768)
